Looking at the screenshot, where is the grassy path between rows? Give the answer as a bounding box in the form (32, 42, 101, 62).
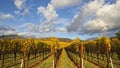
(66, 50, 101, 68)
(83, 59, 100, 68)
(29, 49, 100, 68)
(56, 49, 77, 68)
(35, 55, 53, 68)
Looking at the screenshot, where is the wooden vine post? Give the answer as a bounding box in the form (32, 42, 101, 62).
(79, 42, 83, 68)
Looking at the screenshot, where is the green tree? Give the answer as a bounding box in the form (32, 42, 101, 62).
(116, 31, 120, 39)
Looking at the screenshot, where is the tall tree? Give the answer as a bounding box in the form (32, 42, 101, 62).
(116, 31, 120, 39)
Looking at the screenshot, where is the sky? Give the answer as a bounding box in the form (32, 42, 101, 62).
(0, 0, 120, 40)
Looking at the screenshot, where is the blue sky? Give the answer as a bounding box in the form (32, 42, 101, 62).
(0, 0, 120, 40)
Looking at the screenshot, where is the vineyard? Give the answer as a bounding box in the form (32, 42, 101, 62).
(0, 36, 120, 68)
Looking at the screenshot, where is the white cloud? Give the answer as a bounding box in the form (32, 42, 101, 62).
(0, 30, 18, 36)
(23, 8, 30, 15)
(67, 0, 104, 32)
(37, 3, 58, 22)
(45, 28, 50, 32)
(14, 0, 26, 10)
(57, 27, 67, 32)
(14, 10, 20, 14)
(0, 26, 18, 36)
(83, 0, 120, 34)
(36, 0, 80, 33)
(18, 32, 33, 37)
(18, 32, 55, 38)
(14, 0, 31, 16)
(19, 23, 30, 28)
(3, 31, 18, 35)
(36, 3, 59, 33)
(0, 26, 15, 31)
(19, 22, 53, 33)
(67, 0, 120, 35)
(0, 13, 14, 20)
(51, 0, 81, 8)
(19, 18, 69, 34)
(19, 23, 38, 32)
(54, 18, 70, 26)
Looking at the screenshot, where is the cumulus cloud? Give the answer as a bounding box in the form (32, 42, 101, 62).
(14, 0, 26, 10)
(23, 8, 30, 15)
(56, 27, 67, 32)
(19, 23, 38, 32)
(67, 0, 104, 32)
(0, 13, 14, 20)
(18, 32, 34, 37)
(51, 0, 81, 8)
(14, 0, 30, 16)
(37, 3, 71, 33)
(18, 32, 56, 38)
(37, 4, 58, 22)
(18, 23, 61, 38)
(0, 26, 18, 36)
(54, 18, 70, 26)
(67, 0, 120, 35)
(0, 26, 15, 31)
(19, 22, 55, 33)
(19, 17, 69, 34)
(36, 3, 59, 33)
(83, 0, 120, 34)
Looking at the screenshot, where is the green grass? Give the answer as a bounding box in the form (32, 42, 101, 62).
(66, 51, 101, 68)
(58, 49, 77, 68)
(30, 49, 77, 68)
(37, 55, 53, 68)
(0, 54, 22, 68)
(83, 60, 100, 68)
(0, 53, 51, 68)
(84, 53, 120, 68)
(1, 51, 119, 68)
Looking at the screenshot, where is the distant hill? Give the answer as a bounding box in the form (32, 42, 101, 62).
(38, 37, 72, 42)
(57, 38, 72, 42)
(0, 35, 23, 39)
(40, 37, 72, 42)
(0, 35, 72, 42)
(87, 37, 97, 40)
